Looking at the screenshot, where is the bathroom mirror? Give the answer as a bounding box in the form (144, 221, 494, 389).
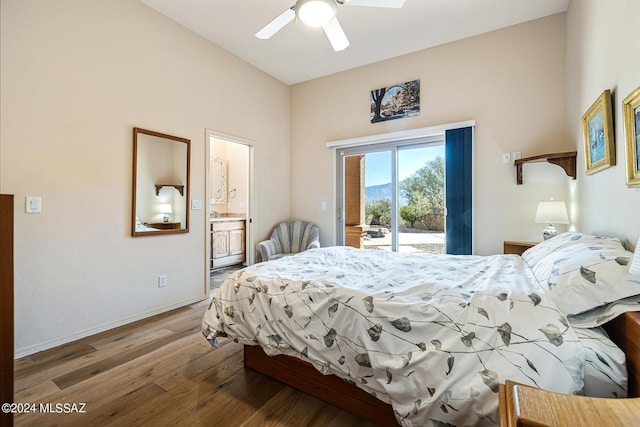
(132, 127, 190, 236)
(211, 157, 227, 205)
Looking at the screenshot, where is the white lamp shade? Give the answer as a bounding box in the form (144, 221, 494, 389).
(630, 237, 640, 276)
(296, 0, 337, 27)
(535, 201, 569, 224)
(159, 203, 173, 214)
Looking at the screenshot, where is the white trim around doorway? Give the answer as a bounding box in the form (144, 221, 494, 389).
(205, 129, 256, 297)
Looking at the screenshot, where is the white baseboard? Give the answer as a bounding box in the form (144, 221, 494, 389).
(14, 295, 207, 358)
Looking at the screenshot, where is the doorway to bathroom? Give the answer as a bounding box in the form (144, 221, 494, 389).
(206, 130, 254, 292)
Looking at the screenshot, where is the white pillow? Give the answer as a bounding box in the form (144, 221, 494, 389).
(522, 232, 627, 268)
(525, 233, 640, 323)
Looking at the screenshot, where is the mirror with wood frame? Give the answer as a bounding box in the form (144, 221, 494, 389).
(132, 127, 190, 236)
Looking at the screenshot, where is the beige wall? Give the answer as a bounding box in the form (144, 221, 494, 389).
(0, 0, 290, 356)
(290, 14, 571, 255)
(566, 0, 640, 247)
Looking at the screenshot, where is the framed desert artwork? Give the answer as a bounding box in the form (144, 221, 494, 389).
(623, 86, 640, 187)
(582, 89, 615, 175)
(370, 80, 420, 124)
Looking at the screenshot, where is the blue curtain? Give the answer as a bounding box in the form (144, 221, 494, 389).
(445, 127, 473, 254)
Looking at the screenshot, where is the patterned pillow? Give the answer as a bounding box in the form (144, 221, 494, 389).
(522, 232, 627, 268)
(526, 233, 640, 322)
(568, 294, 640, 328)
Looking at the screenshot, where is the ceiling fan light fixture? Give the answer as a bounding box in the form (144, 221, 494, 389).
(296, 0, 337, 27)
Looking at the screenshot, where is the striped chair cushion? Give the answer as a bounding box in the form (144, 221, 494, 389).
(257, 220, 320, 262)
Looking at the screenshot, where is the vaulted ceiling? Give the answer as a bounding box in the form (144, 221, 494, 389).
(140, 0, 569, 85)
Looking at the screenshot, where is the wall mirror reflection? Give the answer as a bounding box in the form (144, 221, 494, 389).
(132, 127, 190, 236)
(211, 157, 228, 205)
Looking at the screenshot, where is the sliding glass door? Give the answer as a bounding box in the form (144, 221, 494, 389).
(338, 140, 445, 254)
(337, 126, 473, 254)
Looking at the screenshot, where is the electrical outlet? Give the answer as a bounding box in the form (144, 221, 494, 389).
(158, 275, 167, 287)
(502, 152, 511, 164)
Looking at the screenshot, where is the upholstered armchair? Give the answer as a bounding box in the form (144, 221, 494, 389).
(257, 220, 320, 262)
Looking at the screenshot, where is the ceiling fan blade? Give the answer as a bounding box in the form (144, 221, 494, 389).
(341, 0, 405, 7)
(323, 18, 350, 51)
(255, 7, 295, 39)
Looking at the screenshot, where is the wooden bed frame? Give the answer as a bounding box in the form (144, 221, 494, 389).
(244, 311, 640, 426)
(603, 311, 640, 397)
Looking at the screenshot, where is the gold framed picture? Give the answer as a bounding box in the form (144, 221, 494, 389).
(582, 89, 615, 175)
(623, 86, 640, 187)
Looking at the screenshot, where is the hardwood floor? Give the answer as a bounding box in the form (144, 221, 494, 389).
(14, 297, 381, 427)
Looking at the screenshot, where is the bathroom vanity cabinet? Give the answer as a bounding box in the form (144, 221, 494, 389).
(211, 218, 245, 269)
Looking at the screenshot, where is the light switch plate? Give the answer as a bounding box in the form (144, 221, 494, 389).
(158, 274, 167, 287)
(502, 152, 511, 164)
(26, 196, 42, 214)
(191, 200, 202, 210)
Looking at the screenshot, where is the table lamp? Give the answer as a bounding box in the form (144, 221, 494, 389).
(159, 203, 172, 222)
(535, 200, 569, 240)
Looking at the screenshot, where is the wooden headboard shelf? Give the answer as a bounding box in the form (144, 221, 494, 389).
(514, 151, 577, 184)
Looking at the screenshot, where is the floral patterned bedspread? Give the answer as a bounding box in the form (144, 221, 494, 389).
(202, 246, 588, 426)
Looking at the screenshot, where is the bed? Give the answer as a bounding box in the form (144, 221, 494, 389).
(202, 232, 640, 426)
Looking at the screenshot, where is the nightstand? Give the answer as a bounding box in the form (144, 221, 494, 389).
(503, 241, 537, 256)
(499, 380, 640, 426)
(144, 221, 181, 230)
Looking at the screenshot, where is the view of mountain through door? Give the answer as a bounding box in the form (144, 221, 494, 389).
(342, 143, 445, 253)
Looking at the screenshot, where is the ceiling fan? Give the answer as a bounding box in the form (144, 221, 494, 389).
(255, 0, 406, 51)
